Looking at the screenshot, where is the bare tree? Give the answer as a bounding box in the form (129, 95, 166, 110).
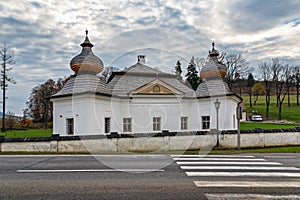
(270, 58, 283, 107)
(224, 53, 252, 90)
(194, 57, 206, 77)
(0, 44, 16, 132)
(277, 64, 293, 120)
(259, 61, 272, 118)
(102, 66, 120, 82)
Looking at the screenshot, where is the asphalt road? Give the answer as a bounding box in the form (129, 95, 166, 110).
(0, 153, 300, 200)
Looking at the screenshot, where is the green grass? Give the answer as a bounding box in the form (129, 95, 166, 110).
(240, 122, 299, 130)
(0, 129, 52, 138)
(243, 95, 300, 122)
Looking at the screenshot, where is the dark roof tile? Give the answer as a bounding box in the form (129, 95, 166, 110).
(52, 74, 111, 98)
(196, 79, 232, 98)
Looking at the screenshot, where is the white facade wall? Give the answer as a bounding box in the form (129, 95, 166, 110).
(52, 94, 240, 136)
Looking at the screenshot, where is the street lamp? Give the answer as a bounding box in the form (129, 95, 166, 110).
(214, 99, 221, 148)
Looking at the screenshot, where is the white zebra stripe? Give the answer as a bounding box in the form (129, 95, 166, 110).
(196, 181, 300, 187)
(187, 172, 300, 177)
(173, 157, 266, 161)
(171, 155, 255, 158)
(176, 161, 282, 165)
(205, 193, 300, 200)
(181, 166, 299, 171)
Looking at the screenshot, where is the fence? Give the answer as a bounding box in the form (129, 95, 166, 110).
(0, 131, 299, 153)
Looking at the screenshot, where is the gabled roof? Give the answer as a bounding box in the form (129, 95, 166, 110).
(129, 78, 184, 95)
(107, 63, 195, 98)
(123, 62, 166, 74)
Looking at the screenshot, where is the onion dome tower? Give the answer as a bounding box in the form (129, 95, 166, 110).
(200, 42, 227, 80)
(70, 30, 103, 75)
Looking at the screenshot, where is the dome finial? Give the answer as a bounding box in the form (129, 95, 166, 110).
(80, 30, 93, 48)
(209, 41, 219, 57)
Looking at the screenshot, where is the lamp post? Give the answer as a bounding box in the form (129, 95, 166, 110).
(214, 99, 221, 148)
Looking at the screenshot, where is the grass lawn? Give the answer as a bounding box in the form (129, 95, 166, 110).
(0, 129, 52, 138)
(240, 122, 299, 130)
(242, 95, 300, 123)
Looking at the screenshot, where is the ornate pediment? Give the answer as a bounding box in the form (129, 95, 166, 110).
(129, 79, 183, 95)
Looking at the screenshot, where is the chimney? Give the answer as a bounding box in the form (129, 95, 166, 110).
(137, 55, 146, 64)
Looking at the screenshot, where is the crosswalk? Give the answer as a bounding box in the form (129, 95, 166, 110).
(172, 154, 300, 199)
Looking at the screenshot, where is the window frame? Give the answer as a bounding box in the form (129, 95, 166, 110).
(66, 118, 74, 135)
(105, 117, 111, 134)
(181, 117, 188, 130)
(153, 117, 161, 131)
(123, 118, 132, 132)
(202, 116, 210, 130)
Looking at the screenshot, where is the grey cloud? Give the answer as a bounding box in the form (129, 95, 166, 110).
(284, 18, 300, 27)
(164, 6, 181, 18)
(0, 16, 29, 27)
(135, 16, 157, 25)
(229, 0, 300, 32)
(29, 1, 43, 8)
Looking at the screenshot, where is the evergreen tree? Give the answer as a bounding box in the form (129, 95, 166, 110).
(246, 73, 255, 108)
(185, 57, 200, 91)
(175, 60, 182, 80)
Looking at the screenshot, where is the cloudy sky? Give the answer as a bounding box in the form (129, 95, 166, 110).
(1, 0, 300, 115)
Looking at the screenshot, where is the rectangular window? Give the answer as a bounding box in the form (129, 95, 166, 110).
(153, 117, 161, 131)
(202, 116, 210, 129)
(123, 118, 132, 132)
(181, 117, 188, 130)
(66, 118, 74, 135)
(105, 117, 110, 133)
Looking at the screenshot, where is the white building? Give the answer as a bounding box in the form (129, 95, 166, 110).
(51, 32, 242, 136)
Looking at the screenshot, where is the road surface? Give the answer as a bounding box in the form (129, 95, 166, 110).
(1, 153, 300, 199)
